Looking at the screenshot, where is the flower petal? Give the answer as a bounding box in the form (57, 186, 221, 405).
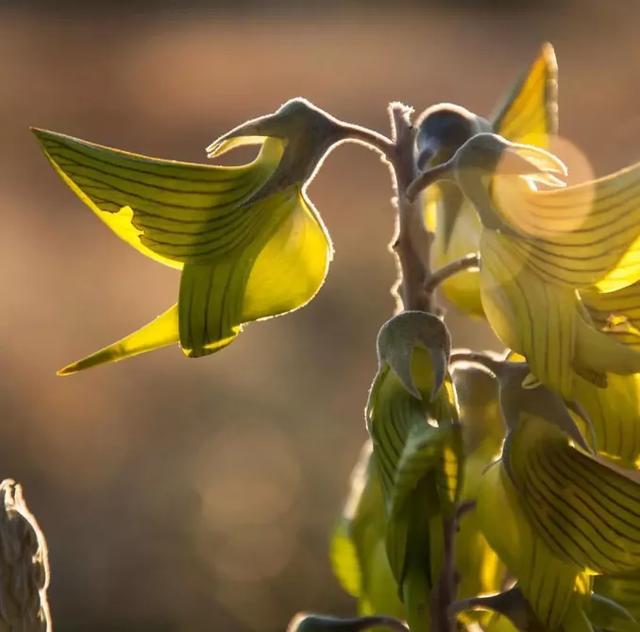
(491, 42, 558, 148)
(57, 304, 179, 375)
(32, 128, 283, 267)
(176, 188, 331, 357)
(477, 462, 585, 628)
(508, 418, 640, 575)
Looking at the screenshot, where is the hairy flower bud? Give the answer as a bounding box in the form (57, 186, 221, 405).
(0, 480, 51, 631)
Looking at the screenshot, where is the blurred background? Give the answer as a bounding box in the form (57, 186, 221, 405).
(1, 1, 639, 629)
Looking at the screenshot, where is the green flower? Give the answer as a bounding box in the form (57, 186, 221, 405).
(330, 441, 404, 620)
(365, 312, 461, 632)
(472, 360, 639, 630)
(33, 99, 362, 375)
(409, 132, 640, 401)
(417, 42, 558, 317)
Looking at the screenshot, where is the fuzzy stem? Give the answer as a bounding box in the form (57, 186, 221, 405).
(386, 103, 434, 312)
(340, 123, 396, 161)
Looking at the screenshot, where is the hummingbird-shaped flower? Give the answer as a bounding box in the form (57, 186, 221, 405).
(34, 99, 374, 375)
(408, 132, 640, 401)
(415, 42, 558, 316)
(330, 441, 405, 621)
(470, 360, 640, 630)
(332, 362, 513, 631)
(365, 312, 462, 632)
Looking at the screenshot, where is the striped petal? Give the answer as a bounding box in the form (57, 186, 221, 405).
(480, 230, 577, 398)
(573, 374, 640, 467)
(507, 417, 640, 575)
(422, 44, 557, 318)
(492, 162, 640, 292)
(492, 42, 558, 147)
(477, 462, 588, 629)
(177, 187, 330, 357)
(595, 571, 640, 626)
(452, 366, 506, 617)
(33, 128, 283, 267)
(57, 185, 331, 369)
(329, 442, 404, 618)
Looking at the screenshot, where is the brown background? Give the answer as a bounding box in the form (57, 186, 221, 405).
(1, 1, 639, 630)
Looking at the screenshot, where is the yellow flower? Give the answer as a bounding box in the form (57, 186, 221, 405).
(329, 441, 405, 620)
(366, 312, 461, 632)
(409, 132, 640, 401)
(473, 361, 640, 629)
(33, 99, 361, 375)
(416, 43, 558, 316)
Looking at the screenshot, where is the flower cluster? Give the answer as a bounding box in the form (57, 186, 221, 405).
(34, 41, 640, 632)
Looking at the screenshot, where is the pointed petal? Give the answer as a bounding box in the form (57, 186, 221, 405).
(498, 143, 567, 178)
(508, 418, 640, 574)
(477, 462, 585, 628)
(32, 128, 282, 267)
(493, 162, 640, 291)
(206, 134, 268, 159)
(58, 304, 179, 375)
(480, 230, 577, 398)
(573, 373, 640, 466)
(492, 42, 558, 147)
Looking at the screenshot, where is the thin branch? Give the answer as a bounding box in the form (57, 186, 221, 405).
(449, 350, 506, 375)
(340, 123, 396, 162)
(387, 103, 434, 313)
(424, 254, 480, 294)
(456, 499, 477, 521)
(431, 512, 458, 632)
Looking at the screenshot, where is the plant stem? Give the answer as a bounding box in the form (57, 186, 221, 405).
(386, 103, 434, 313)
(355, 104, 466, 632)
(424, 254, 480, 294)
(430, 512, 458, 632)
(341, 123, 396, 160)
